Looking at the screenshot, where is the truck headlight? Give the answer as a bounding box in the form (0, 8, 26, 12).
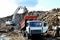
(26, 26, 30, 33)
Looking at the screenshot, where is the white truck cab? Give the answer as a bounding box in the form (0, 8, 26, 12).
(26, 20, 48, 36)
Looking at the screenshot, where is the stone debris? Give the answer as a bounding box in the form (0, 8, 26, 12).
(0, 30, 26, 40)
(0, 34, 12, 40)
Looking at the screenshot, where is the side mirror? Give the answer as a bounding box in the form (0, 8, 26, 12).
(44, 23, 47, 26)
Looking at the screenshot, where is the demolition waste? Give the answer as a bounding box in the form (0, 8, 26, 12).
(0, 6, 60, 40)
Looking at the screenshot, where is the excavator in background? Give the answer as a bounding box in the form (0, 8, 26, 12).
(5, 6, 28, 26)
(5, 6, 28, 31)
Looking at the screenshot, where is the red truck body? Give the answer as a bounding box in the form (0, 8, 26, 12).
(20, 16, 37, 29)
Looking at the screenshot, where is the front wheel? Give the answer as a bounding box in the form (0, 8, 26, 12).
(25, 33, 31, 40)
(22, 31, 26, 37)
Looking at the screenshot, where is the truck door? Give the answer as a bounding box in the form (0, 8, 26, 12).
(43, 22, 48, 33)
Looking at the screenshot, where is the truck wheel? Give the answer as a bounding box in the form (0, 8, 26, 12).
(26, 33, 31, 39)
(25, 34, 31, 40)
(56, 29, 60, 37)
(23, 33, 26, 37)
(22, 31, 26, 37)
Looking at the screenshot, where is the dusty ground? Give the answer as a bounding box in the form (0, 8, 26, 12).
(0, 30, 26, 40)
(0, 23, 26, 40)
(0, 23, 60, 40)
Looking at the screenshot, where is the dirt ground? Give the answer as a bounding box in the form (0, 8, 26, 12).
(0, 31, 25, 40)
(0, 23, 26, 40)
(0, 23, 60, 40)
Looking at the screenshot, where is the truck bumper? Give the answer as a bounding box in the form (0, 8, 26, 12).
(28, 30, 43, 36)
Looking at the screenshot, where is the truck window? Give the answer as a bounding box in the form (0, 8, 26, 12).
(44, 23, 47, 26)
(30, 22, 42, 27)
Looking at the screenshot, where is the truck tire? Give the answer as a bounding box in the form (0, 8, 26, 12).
(26, 33, 31, 39)
(22, 31, 26, 37)
(56, 28, 60, 37)
(23, 33, 26, 37)
(26, 34, 31, 40)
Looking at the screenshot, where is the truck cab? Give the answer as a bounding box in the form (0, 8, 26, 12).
(26, 20, 48, 36)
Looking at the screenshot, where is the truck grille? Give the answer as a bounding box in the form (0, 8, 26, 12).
(31, 30, 42, 34)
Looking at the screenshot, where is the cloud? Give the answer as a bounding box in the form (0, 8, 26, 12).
(28, 0, 60, 11)
(27, 5, 48, 11)
(27, 0, 50, 11)
(0, 0, 18, 18)
(20, 0, 38, 7)
(10, 0, 38, 7)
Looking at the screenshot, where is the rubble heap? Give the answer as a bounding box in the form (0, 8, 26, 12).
(38, 8, 60, 27)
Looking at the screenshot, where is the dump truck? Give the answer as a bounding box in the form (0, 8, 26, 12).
(20, 16, 48, 39)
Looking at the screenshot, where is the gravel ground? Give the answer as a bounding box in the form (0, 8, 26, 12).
(0, 31, 60, 40)
(0, 30, 26, 40)
(0, 23, 59, 40)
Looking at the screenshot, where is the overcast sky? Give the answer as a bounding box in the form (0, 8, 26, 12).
(0, 0, 60, 18)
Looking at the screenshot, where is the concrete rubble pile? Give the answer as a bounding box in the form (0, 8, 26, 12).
(0, 34, 12, 40)
(0, 23, 13, 32)
(38, 8, 60, 27)
(0, 23, 8, 32)
(0, 30, 26, 40)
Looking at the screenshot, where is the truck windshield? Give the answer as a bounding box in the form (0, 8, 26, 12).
(30, 22, 42, 27)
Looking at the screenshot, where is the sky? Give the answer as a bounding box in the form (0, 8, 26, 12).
(0, 0, 60, 18)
